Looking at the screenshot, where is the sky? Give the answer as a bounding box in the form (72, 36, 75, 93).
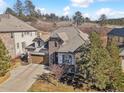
(0, 0, 124, 20)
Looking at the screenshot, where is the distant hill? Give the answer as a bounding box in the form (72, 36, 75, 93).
(29, 20, 73, 32)
(94, 18, 124, 26)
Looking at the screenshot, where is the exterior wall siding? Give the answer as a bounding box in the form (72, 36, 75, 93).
(48, 40, 60, 55)
(14, 32, 37, 56)
(48, 40, 60, 63)
(108, 35, 124, 46)
(0, 32, 16, 58)
(0, 31, 37, 58)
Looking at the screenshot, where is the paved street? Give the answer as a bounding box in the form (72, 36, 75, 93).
(0, 64, 49, 92)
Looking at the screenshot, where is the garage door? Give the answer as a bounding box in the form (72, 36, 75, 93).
(31, 55, 45, 64)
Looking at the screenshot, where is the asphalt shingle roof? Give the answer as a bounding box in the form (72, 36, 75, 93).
(107, 28, 124, 37)
(0, 14, 37, 32)
(51, 26, 89, 53)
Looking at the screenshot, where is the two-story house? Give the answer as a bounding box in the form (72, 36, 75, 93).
(0, 14, 37, 58)
(48, 26, 89, 66)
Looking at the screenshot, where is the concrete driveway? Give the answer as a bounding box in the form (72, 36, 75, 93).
(0, 64, 49, 92)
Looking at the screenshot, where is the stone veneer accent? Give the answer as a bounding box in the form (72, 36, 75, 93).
(0, 32, 16, 58)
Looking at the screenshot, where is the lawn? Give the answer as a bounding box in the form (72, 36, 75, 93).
(28, 75, 82, 92)
(28, 73, 95, 92)
(28, 79, 83, 92)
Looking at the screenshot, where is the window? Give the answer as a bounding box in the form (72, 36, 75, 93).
(11, 33, 14, 38)
(120, 37, 123, 43)
(30, 32, 32, 36)
(68, 55, 72, 63)
(27, 32, 29, 35)
(22, 32, 24, 37)
(118, 37, 120, 42)
(37, 41, 41, 47)
(62, 55, 72, 64)
(62, 55, 66, 63)
(17, 43, 19, 49)
(55, 42, 57, 47)
(35, 32, 37, 35)
(22, 42, 26, 49)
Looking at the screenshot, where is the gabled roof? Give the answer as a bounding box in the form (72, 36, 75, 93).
(51, 26, 89, 53)
(0, 14, 37, 32)
(107, 28, 124, 37)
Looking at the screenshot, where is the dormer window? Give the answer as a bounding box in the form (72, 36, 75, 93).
(37, 41, 41, 47)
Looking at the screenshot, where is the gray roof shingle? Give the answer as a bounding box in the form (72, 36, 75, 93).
(107, 28, 124, 37)
(0, 14, 37, 32)
(51, 26, 89, 53)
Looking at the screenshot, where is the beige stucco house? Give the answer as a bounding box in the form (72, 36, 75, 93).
(0, 14, 37, 58)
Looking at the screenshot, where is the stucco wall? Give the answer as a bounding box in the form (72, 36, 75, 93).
(0, 31, 37, 58)
(48, 40, 60, 55)
(0, 33, 16, 58)
(48, 40, 60, 63)
(58, 52, 75, 65)
(14, 32, 37, 56)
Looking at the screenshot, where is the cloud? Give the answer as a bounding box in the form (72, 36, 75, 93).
(71, 0, 94, 8)
(0, 0, 7, 14)
(36, 7, 46, 14)
(96, 8, 112, 16)
(96, 8, 124, 18)
(63, 6, 70, 16)
(0, 0, 5, 7)
(82, 13, 90, 18)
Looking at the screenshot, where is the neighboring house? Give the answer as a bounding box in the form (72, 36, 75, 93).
(107, 28, 124, 47)
(107, 28, 124, 71)
(0, 14, 37, 58)
(48, 26, 89, 66)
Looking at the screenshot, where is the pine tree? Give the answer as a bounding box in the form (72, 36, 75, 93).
(107, 41, 124, 91)
(73, 11, 84, 26)
(86, 32, 113, 91)
(0, 39, 10, 77)
(14, 0, 24, 16)
(98, 14, 107, 26)
(24, 0, 36, 16)
(77, 32, 124, 91)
